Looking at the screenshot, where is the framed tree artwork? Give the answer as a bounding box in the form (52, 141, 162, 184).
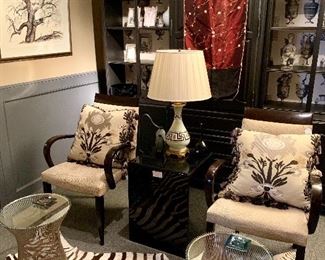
(0, 0, 71, 60)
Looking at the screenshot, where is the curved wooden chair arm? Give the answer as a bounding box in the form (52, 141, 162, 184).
(308, 174, 323, 234)
(43, 134, 75, 167)
(104, 142, 132, 189)
(205, 159, 226, 207)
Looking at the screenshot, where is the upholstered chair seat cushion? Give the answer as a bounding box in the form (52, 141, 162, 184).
(207, 198, 308, 247)
(41, 162, 123, 197)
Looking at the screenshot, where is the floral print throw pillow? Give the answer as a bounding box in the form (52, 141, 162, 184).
(219, 128, 321, 211)
(67, 105, 138, 167)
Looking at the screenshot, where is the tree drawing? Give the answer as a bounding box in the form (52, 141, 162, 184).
(6, 0, 62, 43)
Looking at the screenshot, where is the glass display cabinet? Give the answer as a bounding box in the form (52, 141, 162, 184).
(261, 0, 325, 116)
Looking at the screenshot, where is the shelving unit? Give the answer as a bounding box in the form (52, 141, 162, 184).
(260, 0, 325, 115)
(92, 0, 178, 98)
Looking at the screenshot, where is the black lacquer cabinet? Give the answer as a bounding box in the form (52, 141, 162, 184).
(128, 153, 213, 257)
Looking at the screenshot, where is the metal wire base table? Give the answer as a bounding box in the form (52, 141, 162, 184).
(186, 232, 273, 260)
(0, 193, 70, 260)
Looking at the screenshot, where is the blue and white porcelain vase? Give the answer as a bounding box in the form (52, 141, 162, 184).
(304, 0, 319, 24)
(296, 74, 309, 103)
(285, 0, 299, 24)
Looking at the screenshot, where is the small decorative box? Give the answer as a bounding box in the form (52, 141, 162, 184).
(225, 234, 251, 252)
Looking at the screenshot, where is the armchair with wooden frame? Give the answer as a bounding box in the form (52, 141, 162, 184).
(205, 107, 323, 260)
(41, 94, 139, 245)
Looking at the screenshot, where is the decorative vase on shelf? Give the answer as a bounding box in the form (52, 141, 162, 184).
(277, 73, 292, 102)
(296, 74, 309, 103)
(285, 0, 299, 24)
(300, 34, 314, 66)
(155, 29, 165, 40)
(304, 0, 319, 24)
(163, 6, 169, 26)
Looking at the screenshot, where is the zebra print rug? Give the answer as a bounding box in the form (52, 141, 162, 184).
(273, 250, 296, 260)
(6, 233, 296, 260)
(6, 235, 169, 260)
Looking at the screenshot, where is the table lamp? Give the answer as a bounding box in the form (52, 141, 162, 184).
(147, 49, 211, 158)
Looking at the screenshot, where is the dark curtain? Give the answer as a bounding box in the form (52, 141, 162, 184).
(185, 0, 249, 99)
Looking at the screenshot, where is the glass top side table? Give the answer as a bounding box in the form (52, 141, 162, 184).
(0, 193, 70, 260)
(186, 232, 273, 260)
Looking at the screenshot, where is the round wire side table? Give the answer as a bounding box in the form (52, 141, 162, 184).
(186, 232, 273, 260)
(0, 193, 70, 260)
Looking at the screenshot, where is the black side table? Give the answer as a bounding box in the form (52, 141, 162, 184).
(128, 153, 213, 257)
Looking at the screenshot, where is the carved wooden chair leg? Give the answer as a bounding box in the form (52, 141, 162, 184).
(95, 196, 105, 245)
(206, 222, 214, 232)
(43, 182, 52, 193)
(294, 244, 305, 260)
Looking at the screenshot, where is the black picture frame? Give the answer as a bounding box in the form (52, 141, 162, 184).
(140, 33, 152, 52)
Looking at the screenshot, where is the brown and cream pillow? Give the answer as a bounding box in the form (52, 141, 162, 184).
(67, 104, 138, 167)
(219, 128, 321, 211)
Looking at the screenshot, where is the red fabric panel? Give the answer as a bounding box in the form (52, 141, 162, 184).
(185, 0, 248, 70)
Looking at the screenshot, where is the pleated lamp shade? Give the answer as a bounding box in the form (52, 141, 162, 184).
(147, 50, 211, 102)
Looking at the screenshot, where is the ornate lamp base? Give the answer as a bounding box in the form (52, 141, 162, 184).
(166, 146, 189, 158)
(165, 103, 190, 159)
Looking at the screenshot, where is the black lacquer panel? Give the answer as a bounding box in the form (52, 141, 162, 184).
(128, 153, 213, 257)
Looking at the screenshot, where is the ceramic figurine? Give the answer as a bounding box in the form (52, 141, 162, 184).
(280, 33, 296, 70)
(296, 74, 309, 103)
(155, 128, 166, 154)
(141, 113, 165, 155)
(300, 34, 314, 66)
(304, 0, 319, 24)
(142, 65, 151, 91)
(277, 73, 292, 102)
(285, 0, 299, 24)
